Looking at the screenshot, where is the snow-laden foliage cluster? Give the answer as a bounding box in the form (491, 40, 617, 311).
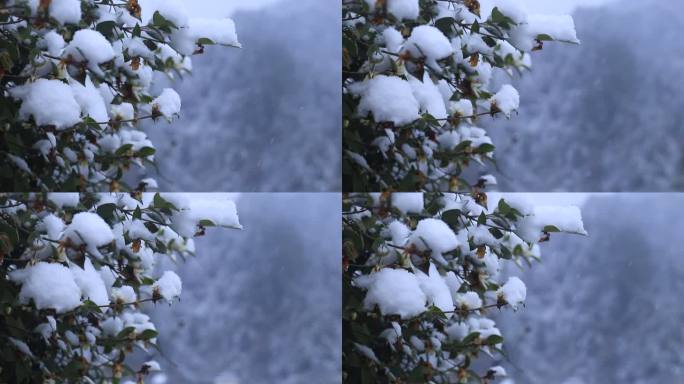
(342, 0, 579, 191)
(342, 192, 586, 383)
(0, 192, 240, 383)
(0, 0, 239, 191)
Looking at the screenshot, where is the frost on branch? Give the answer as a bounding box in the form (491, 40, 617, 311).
(342, 192, 586, 383)
(342, 0, 579, 191)
(0, 193, 240, 383)
(0, 0, 239, 192)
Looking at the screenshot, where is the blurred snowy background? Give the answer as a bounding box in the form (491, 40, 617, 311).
(138, 0, 340, 191)
(485, 0, 684, 191)
(142, 193, 341, 384)
(494, 193, 684, 383)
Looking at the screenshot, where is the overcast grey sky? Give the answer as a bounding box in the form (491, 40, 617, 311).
(144, 0, 622, 19)
(491, 193, 591, 208)
(139, 0, 283, 20)
(481, 0, 620, 14)
(184, 0, 283, 17)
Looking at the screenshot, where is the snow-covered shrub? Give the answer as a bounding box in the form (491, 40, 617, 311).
(0, 0, 239, 191)
(342, 192, 586, 382)
(0, 192, 240, 383)
(342, 0, 579, 191)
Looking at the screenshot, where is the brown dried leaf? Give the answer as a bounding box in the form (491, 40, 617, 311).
(39, 0, 51, 11)
(130, 57, 141, 71)
(131, 239, 141, 253)
(469, 52, 479, 67)
(464, 0, 481, 17)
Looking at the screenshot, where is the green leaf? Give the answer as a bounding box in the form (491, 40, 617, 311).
(462, 332, 480, 345)
(117, 326, 136, 339)
(474, 143, 496, 154)
(484, 334, 504, 345)
(143, 39, 158, 51)
(197, 37, 215, 45)
(63, 359, 84, 377)
(153, 193, 166, 207)
(73, 68, 87, 85)
(137, 146, 156, 157)
(151, 11, 176, 31)
(434, 17, 455, 35)
(132, 24, 141, 38)
(342, 35, 358, 67)
(406, 364, 426, 382)
(80, 300, 103, 314)
(138, 329, 158, 340)
(0, 51, 13, 71)
(96, 20, 117, 39)
(0, 221, 19, 248)
(497, 199, 511, 215)
(84, 116, 102, 131)
(70, 252, 86, 269)
(426, 305, 448, 320)
(152, 193, 177, 212)
(440, 209, 462, 227)
(115, 143, 134, 156)
(96, 203, 117, 221)
(482, 35, 497, 47)
(453, 140, 473, 153)
(500, 245, 512, 259)
(477, 212, 487, 226)
(489, 227, 503, 239)
(490, 7, 515, 28)
(490, 7, 506, 23)
(198, 219, 215, 227)
(143, 221, 159, 234)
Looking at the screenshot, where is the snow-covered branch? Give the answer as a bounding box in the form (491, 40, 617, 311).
(0, 0, 240, 192)
(342, 0, 580, 191)
(343, 192, 586, 383)
(0, 192, 240, 382)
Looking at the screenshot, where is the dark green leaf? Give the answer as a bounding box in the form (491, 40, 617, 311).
(137, 147, 156, 157)
(198, 219, 215, 227)
(197, 37, 215, 45)
(462, 332, 480, 345)
(115, 144, 134, 156)
(96, 20, 117, 39)
(434, 17, 455, 35)
(441, 209, 462, 227)
(138, 329, 158, 340)
(474, 143, 496, 154)
(96, 203, 117, 221)
(477, 212, 487, 226)
(117, 326, 136, 339)
(484, 334, 504, 345)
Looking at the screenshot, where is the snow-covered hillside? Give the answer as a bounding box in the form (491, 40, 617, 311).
(143, 0, 341, 192)
(147, 194, 341, 384)
(498, 194, 684, 383)
(489, 0, 684, 191)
